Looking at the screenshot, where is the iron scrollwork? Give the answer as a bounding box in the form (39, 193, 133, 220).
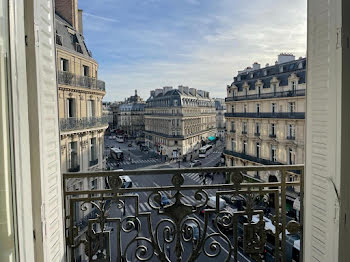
(64, 165, 303, 262)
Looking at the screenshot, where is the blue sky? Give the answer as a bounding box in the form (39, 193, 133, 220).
(79, 0, 307, 101)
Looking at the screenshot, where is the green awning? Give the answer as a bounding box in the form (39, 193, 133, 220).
(208, 136, 216, 141)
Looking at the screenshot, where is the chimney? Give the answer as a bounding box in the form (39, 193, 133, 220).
(178, 85, 184, 93)
(154, 88, 163, 97)
(277, 53, 295, 64)
(150, 90, 155, 97)
(197, 90, 204, 97)
(252, 62, 261, 70)
(78, 9, 83, 34)
(183, 86, 189, 94)
(163, 86, 173, 94)
(189, 88, 197, 96)
(55, 0, 79, 29)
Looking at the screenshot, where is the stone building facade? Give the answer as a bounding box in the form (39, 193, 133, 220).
(55, 1, 108, 260)
(145, 86, 216, 159)
(224, 54, 306, 184)
(112, 90, 146, 138)
(214, 98, 227, 138)
(56, 9, 108, 173)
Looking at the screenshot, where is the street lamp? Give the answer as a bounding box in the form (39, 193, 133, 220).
(177, 148, 181, 168)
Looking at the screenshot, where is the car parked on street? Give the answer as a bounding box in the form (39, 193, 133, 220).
(190, 160, 202, 167)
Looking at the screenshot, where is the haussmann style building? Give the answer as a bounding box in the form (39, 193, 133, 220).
(55, 0, 108, 174)
(224, 54, 306, 216)
(112, 90, 146, 139)
(145, 86, 216, 160)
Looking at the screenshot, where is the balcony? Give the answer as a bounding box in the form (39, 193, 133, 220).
(60, 116, 110, 132)
(224, 149, 283, 166)
(287, 136, 296, 140)
(58, 71, 106, 92)
(225, 112, 305, 119)
(63, 165, 303, 262)
(242, 130, 247, 135)
(230, 129, 236, 133)
(254, 132, 260, 137)
(225, 89, 306, 102)
(269, 134, 277, 138)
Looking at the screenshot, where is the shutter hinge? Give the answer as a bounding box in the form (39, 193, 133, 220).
(34, 23, 40, 47)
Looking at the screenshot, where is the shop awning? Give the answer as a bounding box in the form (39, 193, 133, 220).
(208, 136, 216, 141)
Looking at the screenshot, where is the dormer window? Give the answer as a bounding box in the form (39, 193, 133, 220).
(250, 73, 254, 78)
(237, 75, 241, 81)
(263, 70, 267, 76)
(279, 66, 283, 73)
(298, 62, 303, 69)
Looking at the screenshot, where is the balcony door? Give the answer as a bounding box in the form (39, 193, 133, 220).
(87, 100, 95, 118)
(67, 98, 76, 118)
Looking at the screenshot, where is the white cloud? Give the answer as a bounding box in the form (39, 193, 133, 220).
(100, 0, 307, 102)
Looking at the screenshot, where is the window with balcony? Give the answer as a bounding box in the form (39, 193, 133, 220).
(91, 178, 97, 190)
(90, 138, 98, 166)
(244, 104, 247, 113)
(256, 103, 260, 113)
(273, 83, 277, 95)
(243, 140, 247, 154)
(255, 122, 260, 136)
(87, 100, 95, 118)
(292, 81, 297, 92)
(66, 98, 76, 118)
(83, 65, 90, 76)
(256, 142, 260, 158)
(231, 105, 235, 113)
(288, 124, 296, 139)
(242, 122, 247, 134)
(289, 102, 296, 113)
(270, 123, 276, 137)
(60, 58, 69, 72)
(245, 88, 248, 97)
(231, 121, 235, 132)
(68, 142, 79, 172)
(271, 103, 276, 113)
(288, 148, 295, 165)
(258, 86, 261, 97)
(271, 145, 277, 162)
(231, 139, 236, 151)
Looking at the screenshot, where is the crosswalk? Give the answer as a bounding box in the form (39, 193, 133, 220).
(185, 172, 213, 185)
(108, 158, 160, 167)
(123, 194, 209, 213)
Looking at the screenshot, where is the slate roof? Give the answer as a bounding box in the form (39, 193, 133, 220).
(232, 58, 307, 91)
(55, 13, 92, 58)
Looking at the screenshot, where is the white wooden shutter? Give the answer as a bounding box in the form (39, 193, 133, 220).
(33, 0, 65, 260)
(305, 0, 342, 261)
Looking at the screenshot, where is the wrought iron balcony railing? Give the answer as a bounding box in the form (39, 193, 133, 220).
(89, 159, 99, 167)
(225, 89, 305, 102)
(60, 116, 110, 132)
(224, 149, 283, 166)
(58, 71, 106, 92)
(63, 165, 303, 262)
(287, 136, 296, 140)
(225, 112, 305, 119)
